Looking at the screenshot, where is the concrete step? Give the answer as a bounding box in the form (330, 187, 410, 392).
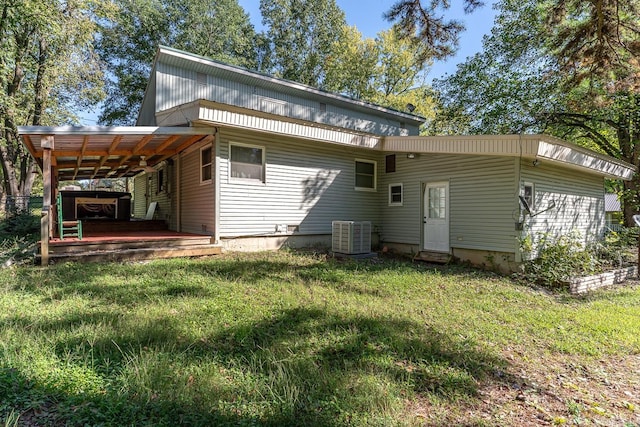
(413, 251, 452, 264)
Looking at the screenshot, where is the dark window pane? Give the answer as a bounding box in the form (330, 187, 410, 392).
(386, 154, 396, 173)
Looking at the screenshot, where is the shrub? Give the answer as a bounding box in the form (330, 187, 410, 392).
(518, 232, 600, 290)
(0, 212, 40, 265)
(590, 227, 638, 268)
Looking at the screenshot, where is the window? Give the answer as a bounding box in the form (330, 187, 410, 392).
(201, 146, 212, 184)
(230, 143, 265, 182)
(522, 182, 535, 211)
(385, 154, 396, 173)
(389, 183, 403, 206)
(355, 159, 376, 190)
(157, 168, 165, 193)
(428, 187, 446, 219)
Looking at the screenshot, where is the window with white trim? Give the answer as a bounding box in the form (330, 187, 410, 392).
(389, 183, 403, 206)
(230, 143, 265, 183)
(355, 159, 376, 190)
(521, 182, 535, 211)
(200, 146, 212, 184)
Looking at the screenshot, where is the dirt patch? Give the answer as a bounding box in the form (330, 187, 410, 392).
(407, 349, 640, 426)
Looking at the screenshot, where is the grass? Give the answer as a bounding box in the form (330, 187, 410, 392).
(0, 251, 639, 425)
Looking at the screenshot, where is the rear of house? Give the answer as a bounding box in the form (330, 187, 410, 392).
(133, 46, 634, 271)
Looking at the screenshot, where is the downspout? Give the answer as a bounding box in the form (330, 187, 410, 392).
(514, 133, 523, 263)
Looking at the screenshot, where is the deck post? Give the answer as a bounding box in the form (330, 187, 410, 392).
(40, 135, 54, 266)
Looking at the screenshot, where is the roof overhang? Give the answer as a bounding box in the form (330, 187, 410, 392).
(384, 134, 636, 180)
(18, 126, 215, 180)
(156, 100, 384, 150)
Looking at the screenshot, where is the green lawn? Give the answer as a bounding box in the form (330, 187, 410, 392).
(1, 251, 639, 426)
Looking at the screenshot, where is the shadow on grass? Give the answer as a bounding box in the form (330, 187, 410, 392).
(2, 255, 521, 424)
(9, 254, 496, 305)
(11, 306, 513, 426)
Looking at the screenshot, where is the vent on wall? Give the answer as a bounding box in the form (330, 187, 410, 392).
(332, 221, 372, 254)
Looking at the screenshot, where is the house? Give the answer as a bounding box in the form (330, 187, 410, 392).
(604, 193, 623, 231)
(19, 46, 635, 270)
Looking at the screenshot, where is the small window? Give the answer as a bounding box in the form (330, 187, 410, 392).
(522, 182, 535, 211)
(389, 183, 403, 206)
(201, 146, 212, 184)
(157, 168, 165, 193)
(355, 159, 376, 190)
(230, 143, 265, 182)
(385, 154, 396, 173)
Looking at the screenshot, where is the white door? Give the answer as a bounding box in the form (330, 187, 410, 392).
(423, 182, 449, 252)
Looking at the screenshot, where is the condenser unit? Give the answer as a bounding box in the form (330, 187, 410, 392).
(332, 221, 372, 254)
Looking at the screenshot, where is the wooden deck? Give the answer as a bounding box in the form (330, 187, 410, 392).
(40, 229, 222, 264)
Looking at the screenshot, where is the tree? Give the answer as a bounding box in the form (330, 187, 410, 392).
(323, 27, 435, 121)
(429, 0, 640, 225)
(384, 0, 484, 64)
(0, 0, 104, 206)
(97, 0, 261, 125)
(260, 0, 347, 87)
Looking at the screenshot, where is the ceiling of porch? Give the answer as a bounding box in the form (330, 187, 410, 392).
(18, 126, 215, 181)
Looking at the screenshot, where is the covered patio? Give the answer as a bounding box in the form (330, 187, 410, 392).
(18, 126, 220, 265)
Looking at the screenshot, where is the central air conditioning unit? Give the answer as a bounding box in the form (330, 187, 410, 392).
(332, 221, 372, 254)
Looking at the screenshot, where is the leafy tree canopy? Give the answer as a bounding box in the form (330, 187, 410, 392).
(429, 0, 640, 224)
(97, 0, 261, 125)
(0, 0, 104, 200)
(259, 0, 347, 87)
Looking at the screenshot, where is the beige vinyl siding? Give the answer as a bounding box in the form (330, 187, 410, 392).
(145, 165, 172, 224)
(521, 161, 605, 251)
(179, 141, 215, 235)
(132, 174, 147, 218)
(218, 128, 381, 237)
(380, 154, 518, 253)
(153, 62, 419, 136)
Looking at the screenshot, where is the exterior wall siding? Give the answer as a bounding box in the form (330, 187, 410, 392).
(379, 154, 518, 253)
(218, 128, 381, 238)
(155, 62, 418, 136)
(131, 169, 172, 222)
(179, 140, 215, 235)
(132, 174, 147, 218)
(521, 161, 605, 253)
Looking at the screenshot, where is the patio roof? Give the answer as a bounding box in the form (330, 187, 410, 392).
(18, 126, 215, 180)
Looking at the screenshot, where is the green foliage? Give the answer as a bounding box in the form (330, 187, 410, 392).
(97, 0, 261, 124)
(0, 0, 105, 197)
(519, 232, 601, 289)
(429, 0, 640, 225)
(0, 212, 39, 265)
(260, 0, 347, 87)
(590, 227, 639, 268)
(324, 26, 436, 120)
(1, 252, 639, 425)
(384, 0, 484, 63)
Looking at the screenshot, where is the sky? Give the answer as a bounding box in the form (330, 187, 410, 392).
(236, 0, 498, 81)
(78, 0, 498, 125)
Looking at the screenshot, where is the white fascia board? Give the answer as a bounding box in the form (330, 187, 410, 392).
(384, 134, 635, 180)
(193, 104, 383, 149)
(536, 140, 635, 180)
(17, 125, 215, 136)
